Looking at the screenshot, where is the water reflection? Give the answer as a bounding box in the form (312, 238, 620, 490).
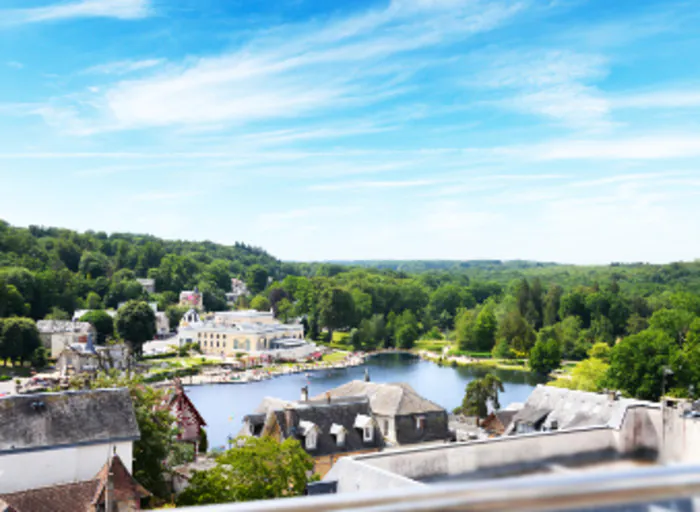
(185, 353, 545, 449)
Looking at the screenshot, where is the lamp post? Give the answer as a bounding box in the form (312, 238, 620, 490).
(661, 367, 674, 456)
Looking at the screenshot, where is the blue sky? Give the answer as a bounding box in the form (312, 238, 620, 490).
(1, 0, 700, 264)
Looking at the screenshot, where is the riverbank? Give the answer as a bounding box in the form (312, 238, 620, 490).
(417, 349, 529, 372)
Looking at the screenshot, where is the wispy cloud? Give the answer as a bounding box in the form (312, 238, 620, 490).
(83, 58, 163, 75)
(2, 0, 150, 24)
(310, 179, 438, 191)
(6, 61, 23, 69)
(35, 0, 525, 133)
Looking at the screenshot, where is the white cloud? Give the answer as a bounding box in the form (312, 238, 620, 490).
(83, 59, 163, 75)
(35, 0, 524, 132)
(6, 61, 23, 69)
(613, 90, 700, 109)
(2, 0, 150, 24)
(535, 135, 700, 160)
(310, 179, 438, 191)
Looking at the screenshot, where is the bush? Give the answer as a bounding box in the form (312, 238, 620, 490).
(0, 375, 11, 382)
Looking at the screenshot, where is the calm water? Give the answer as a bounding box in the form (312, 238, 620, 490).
(185, 353, 544, 450)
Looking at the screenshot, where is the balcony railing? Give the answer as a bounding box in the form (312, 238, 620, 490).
(176, 463, 700, 511)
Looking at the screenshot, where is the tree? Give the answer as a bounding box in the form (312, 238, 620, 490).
(0, 317, 41, 366)
(456, 306, 497, 352)
(497, 309, 536, 355)
(529, 337, 561, 375)
(166, 305, 189, 331)
(428, 285, 474, 330)
(648, 308, 696, 344)
(115, 301, 156, 357)
(275, 298, 294, 323)
(455, 374, 504, 419)
(85, 291, 103, 310)
(551, 357, 609, 392)
(588, 341, 611, 362)
(318, 287, 355, 340)
(245, 265, 269, 295)
(250, 295, 271, 312)
(80, 310, 115, 344)
(543, 284, 563, 326)
(608, 329, 677, 401)
(44, 306, 70, 320)
(176, 436, 315, 506)
(394, 310, 420, 349)
(79, 251, 111, 278)
(31, 346, 48, 368)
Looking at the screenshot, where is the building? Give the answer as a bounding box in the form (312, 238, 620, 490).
(319, 381, 450, 446)
(320, 387, 664, 495)
(0, 453, 149, 512)
(36, 320, 96, 359)
(179, 288, 203, 310)
(56, 342, 129, 376)
(243, 389, 384, 477)
(155, 311, 170, 337)
(480, 408, 519, 436)
(166, 379, 207, 448)
(0, 389, 140, 494)
(213, 310, 277, 326)
(136, 277, 156, 294)
(506, 385, 649, 435)
(72, 309, 117, 322)
(226, 278, 249, 305)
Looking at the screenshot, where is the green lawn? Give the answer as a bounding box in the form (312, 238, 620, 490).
(322, 351, 350, 364)
(413, 339, 451, 353)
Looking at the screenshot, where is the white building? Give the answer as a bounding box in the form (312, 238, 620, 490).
(213, 310, 277, 326)
(226, 278, 249, 305)
(0, 388, 140, 494)
(136, 277, 156, 294)
(36, 320, 96, 359)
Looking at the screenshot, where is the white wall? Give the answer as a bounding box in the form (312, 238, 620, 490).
(325, 457, 424, 494)
(344, 428, 616, 485)
(662, 406, 700, 464)
(0, 441, 133, 493)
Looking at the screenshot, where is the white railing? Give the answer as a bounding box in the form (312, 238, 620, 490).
(176, 463, 700, 511)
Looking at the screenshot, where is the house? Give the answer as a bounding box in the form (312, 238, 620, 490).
(507, 385, 650, 435)
(155, 311, 169, 337)
(166, 379, 207, 448)
(179, 288, 203, 309)
(56, 342, 129, 376)
(226, 278, 249, 305)
(0, 388, 140, 494)
(243, 389, 384, 477)
(36, 320, 96, 359)
(318, 381, 450, 446)
(136, 278, 156, 294)
(0, 453, 149, 512)
(481, 409, 519, 436)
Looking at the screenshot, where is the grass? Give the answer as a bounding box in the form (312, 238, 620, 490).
(446, 349, 493, 359)
(322, 351, 350, 364)
(413, 339, 451, 352)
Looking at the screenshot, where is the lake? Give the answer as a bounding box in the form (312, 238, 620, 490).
(185, 353, 545, 450)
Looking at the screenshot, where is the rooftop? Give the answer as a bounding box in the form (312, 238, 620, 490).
(0, 388, 140, 454)
(317, 381, 445, 416)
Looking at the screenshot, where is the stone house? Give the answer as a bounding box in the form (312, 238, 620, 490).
(318, 381, 450, 446)
(243, 389, 384, 477)
(56, 342, 129, 376)
(0, 388, 141, 494)
(166, 380, 207, 448)
(36, 320, 96, 359)
(0, 453, 149, 512)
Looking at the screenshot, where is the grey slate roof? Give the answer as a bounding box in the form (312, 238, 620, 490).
(0, 389, 140, 454)
(271, 397, 384, 457)
(509, 385, 657, 433)
(36, 320, 93, 334)
(317, 381, 445, 417)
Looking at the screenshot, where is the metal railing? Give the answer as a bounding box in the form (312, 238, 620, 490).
(177, 463, 700, 511)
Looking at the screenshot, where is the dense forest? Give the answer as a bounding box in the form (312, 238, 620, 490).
(1, 219, 700, 401)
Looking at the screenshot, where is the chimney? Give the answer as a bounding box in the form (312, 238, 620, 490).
(301, 386, 309, 402)
(284, 405, 296, 436)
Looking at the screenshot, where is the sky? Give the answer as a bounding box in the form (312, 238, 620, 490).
(1, 0, 699, 264)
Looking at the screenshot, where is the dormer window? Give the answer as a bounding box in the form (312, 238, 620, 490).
(354, 414, 374, 443)
(330, 423, 346, 447)
(299, 420, 318, 451)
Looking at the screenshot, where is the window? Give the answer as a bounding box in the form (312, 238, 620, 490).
(363, 427, 373, 442)
(416, 416, 426, 431)
(305, 430, 317, 450)
(383, 420, 389, 435)
(336, 430, 346, 447)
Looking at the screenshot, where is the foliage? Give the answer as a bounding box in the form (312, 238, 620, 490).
(456, 305, 497, 352)
(454, 374, 504, 418)
(30, 346, 49, 368)
(115, 301, 156, 357)
(80, 310, 115, 344)
(0, 317, 41, 366)
(529, 337, 562, 375)
(176, 436, 315, 506)
(250, 295, 271, 312)
(551, 357, 610, 392)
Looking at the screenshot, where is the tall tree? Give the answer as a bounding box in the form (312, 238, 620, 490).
(0, 317, 40, 366)
(318, 287, 355, 340)
(115, 300, 156, 357)
(543, 284, 563, 326)
(80, 310, 115, 344)
(245, 265, 269, 295)
(455, 374, 504, 419)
